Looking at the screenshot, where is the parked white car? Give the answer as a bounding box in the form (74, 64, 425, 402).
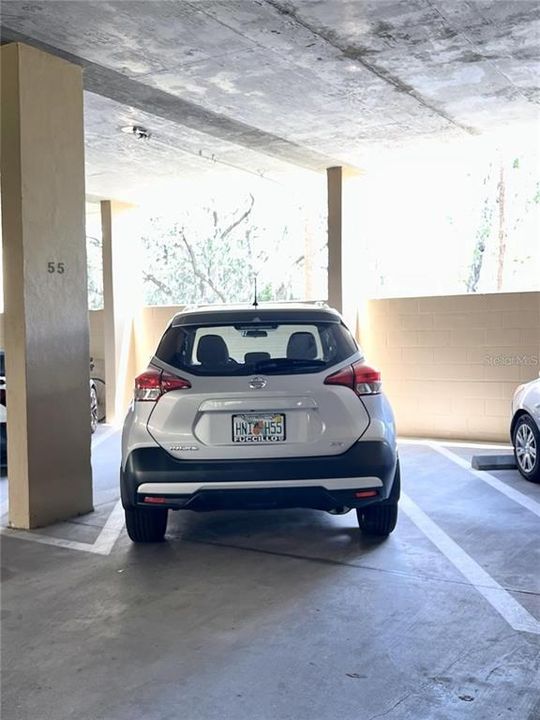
(121, 303, 400, 543)
(511, 376, 540, 483)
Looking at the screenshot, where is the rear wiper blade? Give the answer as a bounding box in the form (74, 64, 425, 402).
(253, 358, 326, 372)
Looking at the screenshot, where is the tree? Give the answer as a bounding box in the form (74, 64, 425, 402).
(140, 193, 304, 306)
(465, 150, 539, 294)
(465, 164, 494, 293)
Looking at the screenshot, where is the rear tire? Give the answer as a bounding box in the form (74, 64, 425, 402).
(357, 504, 398, 536)
(125, 507, 168, 543)
(356, 461, 400, 536)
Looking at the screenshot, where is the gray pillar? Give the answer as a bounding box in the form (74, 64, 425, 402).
(327, 167, 343, 313)
(1, 43, 92, 528)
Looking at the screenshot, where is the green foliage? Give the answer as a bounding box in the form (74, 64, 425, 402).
(84, 191, 327, 310)
(140, 194, 302, 306)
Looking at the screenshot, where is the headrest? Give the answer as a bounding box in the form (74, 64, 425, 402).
(244, 352, 271, 365)
(286, 332, 317, 360)
(197, 335, 229, 365)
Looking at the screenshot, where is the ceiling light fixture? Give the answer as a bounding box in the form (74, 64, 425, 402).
(120, 125, 152, 140)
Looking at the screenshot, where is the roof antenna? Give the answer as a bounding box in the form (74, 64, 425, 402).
(252, 275, 259, 307)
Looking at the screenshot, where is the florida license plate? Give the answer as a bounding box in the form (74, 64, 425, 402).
(232, 413, 286, 443)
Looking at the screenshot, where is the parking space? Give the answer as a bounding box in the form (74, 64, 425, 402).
(2, 434, 539, 720)
(1, 3, 539, 718)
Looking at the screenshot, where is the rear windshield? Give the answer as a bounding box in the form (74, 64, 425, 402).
(155, 322, 359, 376)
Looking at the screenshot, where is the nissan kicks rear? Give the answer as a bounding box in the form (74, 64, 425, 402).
(121, 304, 400, 542)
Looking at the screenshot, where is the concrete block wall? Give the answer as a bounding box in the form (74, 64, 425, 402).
(357, 292, 540, 442)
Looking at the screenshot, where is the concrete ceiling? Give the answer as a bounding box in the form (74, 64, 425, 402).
(1, 0, 539, 201)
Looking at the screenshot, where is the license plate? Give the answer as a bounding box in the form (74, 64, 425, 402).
(232, 413, 286, 443)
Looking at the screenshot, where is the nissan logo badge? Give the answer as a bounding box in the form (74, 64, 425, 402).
(249, 376, 267, 389)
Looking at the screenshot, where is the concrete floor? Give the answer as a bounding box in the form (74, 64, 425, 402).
(2, 429, 540, 720)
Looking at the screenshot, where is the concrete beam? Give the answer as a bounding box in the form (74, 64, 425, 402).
(1, 42, 92, 528)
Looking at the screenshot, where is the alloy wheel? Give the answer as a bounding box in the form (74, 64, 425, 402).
(515, 422, 537, 473)
(90, 387, 99, 433)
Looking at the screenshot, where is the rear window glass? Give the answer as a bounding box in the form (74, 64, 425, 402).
(155, 322, 358, 376)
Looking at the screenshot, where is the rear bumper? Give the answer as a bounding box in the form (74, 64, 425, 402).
(121, 441, 398, 512)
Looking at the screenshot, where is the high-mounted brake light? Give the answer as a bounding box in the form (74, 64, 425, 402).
(324, 361, 381, 396)
(134, 366, 191, 401)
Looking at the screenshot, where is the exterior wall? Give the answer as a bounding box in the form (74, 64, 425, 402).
(358, 292, 540, 442)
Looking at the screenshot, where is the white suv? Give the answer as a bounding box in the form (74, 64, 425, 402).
(121, 304, 400, 542)
(511, 376, 540, 483)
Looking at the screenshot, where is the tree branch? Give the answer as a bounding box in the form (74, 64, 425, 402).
(143, 271, 173, 297)
(179, 231, 227, 302)
(220, 194, 255, 241)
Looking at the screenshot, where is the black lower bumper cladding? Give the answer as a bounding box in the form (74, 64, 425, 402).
(121, 441, 397, 512)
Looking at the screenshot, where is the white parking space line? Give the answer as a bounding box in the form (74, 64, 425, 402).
(399, 437, 513, 451)
(1, 500, 125, 555)
(401, 493, 540, 635)
(0, 426, 119, 521)
(1, 528, 109, 554)
(92, 500, 125, 554)
(428, 442, 540, 519)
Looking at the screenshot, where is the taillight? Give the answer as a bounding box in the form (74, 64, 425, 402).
(325, 361, 381, 396)
(353, 363, 382, 395)
(134, 367, 191, 401)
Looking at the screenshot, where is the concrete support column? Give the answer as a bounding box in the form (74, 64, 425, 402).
(101, 201, 140, 425)
(1, 43, 92, 528)
(327, 166, 361, 331)
(327, 167, 343, 313)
